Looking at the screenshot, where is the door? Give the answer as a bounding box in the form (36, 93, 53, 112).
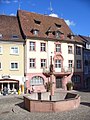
(56, 77, 62, 88)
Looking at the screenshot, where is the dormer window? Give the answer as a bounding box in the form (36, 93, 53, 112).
(12, 35, 19, 39)
(34, 19, 41, 25)
(55, 23, 61, 28)
(55, 31, 61, 38)
(67, 33, 74, 39)
(33, 29, 39, 36)
(0, 34, 2, 39)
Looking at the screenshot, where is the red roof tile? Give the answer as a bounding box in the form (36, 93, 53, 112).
(17, 10, 73, 40)
(0, 15, 23, 41)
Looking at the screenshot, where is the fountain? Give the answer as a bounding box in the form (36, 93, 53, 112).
(24, 53, 80, 112)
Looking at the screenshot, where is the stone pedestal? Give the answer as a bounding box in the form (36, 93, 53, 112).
(50, 74, 55, 96)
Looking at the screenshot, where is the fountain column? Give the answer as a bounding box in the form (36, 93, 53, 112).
(50, 53, 55, 96)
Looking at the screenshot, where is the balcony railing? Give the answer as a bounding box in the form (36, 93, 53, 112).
(43, 66, 72, 76)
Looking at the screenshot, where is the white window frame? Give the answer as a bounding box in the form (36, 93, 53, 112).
(56, 44, 61, 52)
(10, 62, 19, 70)
(55, 59, 61, 68)
(68, 46, 73, 54)
(10, 46, 19, 55)
(30, 76, 44, 86)
(29, 41, 35, 51)
(68, 60, 73, 68)
(0, 46, 3, 54)
(41, 59, 46, 68)
(29, 58, 35, 68)
(40, 43, 46, 52)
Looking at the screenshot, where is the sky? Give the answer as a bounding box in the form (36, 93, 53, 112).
(0, 0, 90, 36)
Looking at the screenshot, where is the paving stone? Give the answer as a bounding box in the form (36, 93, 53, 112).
(0, 91, 90, 120)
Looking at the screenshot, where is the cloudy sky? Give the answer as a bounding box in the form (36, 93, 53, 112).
(0, 0, 90, 36)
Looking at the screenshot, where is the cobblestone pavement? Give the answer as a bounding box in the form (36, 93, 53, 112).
(0, 90, 90, 120)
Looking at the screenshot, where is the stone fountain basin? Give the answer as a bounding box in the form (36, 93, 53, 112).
(24, 92, 80, 112)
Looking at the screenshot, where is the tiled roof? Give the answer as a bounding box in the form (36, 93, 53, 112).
(74, 35, 85, 44)
(17, 10, 73, 40)
(0, 15, 23, 41)
(79, 35, 90, 43)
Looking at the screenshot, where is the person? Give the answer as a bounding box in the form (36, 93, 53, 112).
(3, 86, 7, 96)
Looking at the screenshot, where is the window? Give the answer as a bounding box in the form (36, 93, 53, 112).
(55, 23, 61, 28)
(29, 58, 35, 68)
(10, 62, 19, 70)
(86, 43, 90, 49)
(56, 44, 61, 52)
(68, 46, 72, 54)
(55, 31, 61, 38)
(34, 19, 41, 25)
(40, 43, 46, 51)
(68, 60, 73, 68)
(10, 47, 19, 54)
(72, 75, 81, 83)
(30, 76, 44, 85)
(76, 46, 81, 55)
(77, 60, 81, 69)
(0, 46, 3, 54)
(12, 35, 18, 39)
(29, 41, 35, 51)
(55, 59, 61, 68)
(33, 30, 39, 36)
(0, 62, 2, 70)
(84, 66, 88, 74)
(41, 59, 46, 68)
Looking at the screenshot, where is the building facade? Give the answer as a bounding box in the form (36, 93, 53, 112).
(71, 36, 84, 89)
(79, 35, 90, 89)
(18, 10, 77, 92)
(0, 10, 87, 94)
(0, 15, 25, 94)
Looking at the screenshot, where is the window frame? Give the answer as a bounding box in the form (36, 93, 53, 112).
(56, 44, 61, 52)
(41, 59, 47, 68)
(29, 58, 36, 68)
(10, 46, 19, 55)
(10, 62, 19, 70)
(55, 59, 61, 68)
(68, 60, 73, 68)
(72, 75, 81, 83)
(68, 45, 73, 54)
(76, 46, 81, 55)
(77, 60, 82, 69)
(55, 31, 61, 38)
(30, 76, 44, 86)
(40, 43, 46, 52)
(29, 41, 36, 51)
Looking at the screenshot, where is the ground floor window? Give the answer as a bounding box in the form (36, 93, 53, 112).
(72, 75, 81, 83)
(30, 76, 44, 85)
